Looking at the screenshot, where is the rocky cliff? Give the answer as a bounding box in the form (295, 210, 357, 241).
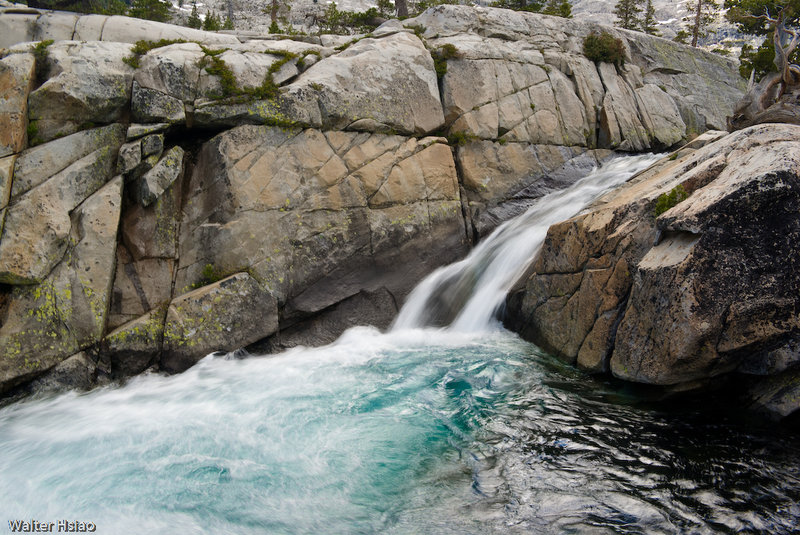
(0, 4, 744, 398)
(506, 124, 800, 420)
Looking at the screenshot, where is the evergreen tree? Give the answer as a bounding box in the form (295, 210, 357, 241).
(129, 0, 172, 22)
(614, 0, 643, 30)
(725, 0, 800, 78)
(377, 0, 394, 17)
(489, 0, 545, 12)
(187, 0, 202, 28)
(683, 0, 720, 47)
(263, 0, 292, 28)
(642, 0, 659, 34)
(223, 15, 235, 30)
(27, 0, 126, 14)
(203, 9, 222, 31)
(542, 0, 572, 17)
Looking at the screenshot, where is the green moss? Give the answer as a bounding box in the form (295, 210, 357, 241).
(26, 120, 41, 146)
(334, 33, 374, 52)
(32, 39, 53, 65)
(132, 38, 189, 55)
(654, 185, 689, 217)
(201, 47, 292, 101)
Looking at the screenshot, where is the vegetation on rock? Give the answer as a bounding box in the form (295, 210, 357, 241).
(431, 43, 461, 78)
(726, 0, 800, 79)
(583, 31, 626, 65)
(129, 0, 172, 22)
(489, 0, 572, 17)
(123, 39, 188, 69)
(654, 184, 689, 216)
(614, 0, 643, 30)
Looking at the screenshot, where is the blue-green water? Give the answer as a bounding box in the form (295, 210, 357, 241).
(0, 328, 798, 534)
(2, 155, 799, 533)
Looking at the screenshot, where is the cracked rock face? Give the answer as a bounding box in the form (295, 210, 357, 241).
(177, 125, 468, 313)
(0, 5, 749, 398)
(506, 124, 800, 417)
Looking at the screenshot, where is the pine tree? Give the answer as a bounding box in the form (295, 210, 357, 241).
(187, 0, 202, 28)
(542, 0, 572, 18)
(641, 0, 658, 34)
(725, 0, 800, 78)
(684, 0, 720, 47)
(223, 15, 235, 30)
(614, 0, 643, 30)
(203, 9, 222, 31)
(129, 0, 172, 22)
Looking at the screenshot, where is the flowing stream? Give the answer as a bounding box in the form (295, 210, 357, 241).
(1, 156, 798, 534)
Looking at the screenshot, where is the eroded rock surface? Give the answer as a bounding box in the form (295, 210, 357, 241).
(506, 124, 800, 419)
(0, 5, 749, 400)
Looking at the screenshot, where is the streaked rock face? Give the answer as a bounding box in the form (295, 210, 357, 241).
(506, 124, 800, 418)
(0, 5, 749, 400)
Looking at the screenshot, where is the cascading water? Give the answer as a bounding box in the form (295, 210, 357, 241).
(393, 154, 662, 331)
(1, 155, 798, 534)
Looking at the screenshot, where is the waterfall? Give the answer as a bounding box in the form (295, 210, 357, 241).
(393, 154, 663, 332)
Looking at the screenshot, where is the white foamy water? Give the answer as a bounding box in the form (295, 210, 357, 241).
(393, 154, 662, 331)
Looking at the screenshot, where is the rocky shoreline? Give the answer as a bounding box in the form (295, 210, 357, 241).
(1, 5, 769, 411)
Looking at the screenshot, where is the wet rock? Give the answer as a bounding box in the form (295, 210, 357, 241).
(103, 309, 166, 378)
(507, 124, 800, 404)
(161, 273, 279, 373)
(25, 352, 96, 395)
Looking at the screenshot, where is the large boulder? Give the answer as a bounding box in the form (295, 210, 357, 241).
(176, 126, 468, 317)
(27, 41, 134, 142)
(0, 177, 122, 393)
(161, 273, 279, 372)
(411, 5, 743, 149)
(11, 123, 126, 199)
(506, 124, 800, 418)
(0, 52, 35, 157)
(285, 31, 445, 135)
(0, 140, 121, 284)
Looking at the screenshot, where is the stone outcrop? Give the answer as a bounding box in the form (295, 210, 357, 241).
(0, 6, 238, 48)
(506, 124, 800, 419)
(405, 5, 745, 235)
(0, 5, 746, 399)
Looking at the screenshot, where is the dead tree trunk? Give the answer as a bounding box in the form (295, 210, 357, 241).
(728, 9, 800, 130)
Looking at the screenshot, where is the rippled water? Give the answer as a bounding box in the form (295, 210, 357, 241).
(2, 155, 798, 534)
(0, 329, 798, 534)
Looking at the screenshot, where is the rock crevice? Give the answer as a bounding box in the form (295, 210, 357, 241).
(0, 5, 747, 399)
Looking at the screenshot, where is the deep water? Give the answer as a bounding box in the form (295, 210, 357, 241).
(0, 329, 798, 534)
(1, 156, 798, 534)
